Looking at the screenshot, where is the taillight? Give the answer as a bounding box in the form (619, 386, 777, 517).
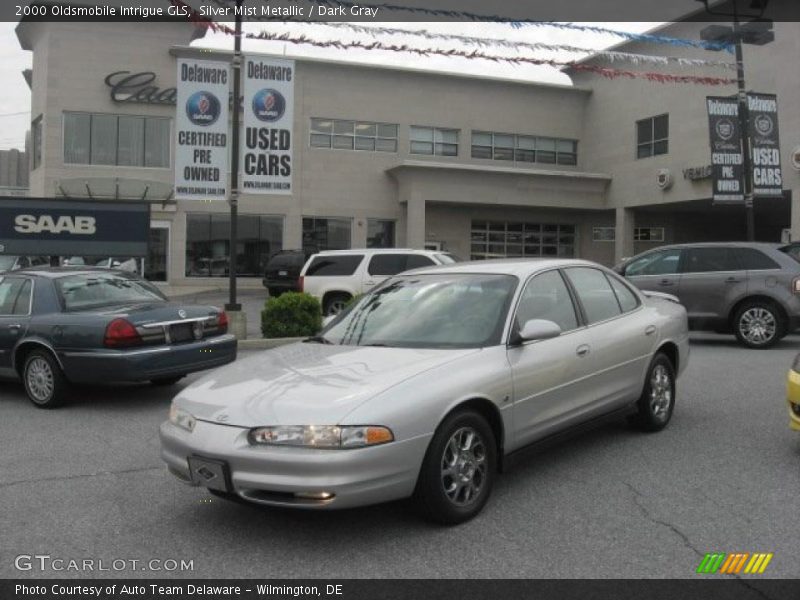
(217, 310, 229, 333)
(104, 318, 142, 348)
(298, 276, 304, 292)
(792, 277, 800, 294)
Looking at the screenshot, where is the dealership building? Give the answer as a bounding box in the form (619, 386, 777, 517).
(12, 8, 800, 287)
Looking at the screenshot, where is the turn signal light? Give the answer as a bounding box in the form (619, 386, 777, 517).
(103, 318, 142, 348)
(792, 277, 800, 294)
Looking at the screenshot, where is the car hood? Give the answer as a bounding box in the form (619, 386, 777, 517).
(175, 342, 480, 427)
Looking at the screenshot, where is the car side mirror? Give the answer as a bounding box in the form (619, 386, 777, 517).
(518, 319, 562, 343)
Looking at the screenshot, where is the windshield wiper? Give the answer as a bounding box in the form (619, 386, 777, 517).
(304, 335, 332, 344)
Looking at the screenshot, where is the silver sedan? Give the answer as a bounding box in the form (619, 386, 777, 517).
(160, 259, 689, 524)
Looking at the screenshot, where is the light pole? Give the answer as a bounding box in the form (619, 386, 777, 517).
(696, 0, 774, 241)
(225, 0, 243, 313)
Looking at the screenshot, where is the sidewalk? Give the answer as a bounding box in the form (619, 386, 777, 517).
(166, 287, 267, 339)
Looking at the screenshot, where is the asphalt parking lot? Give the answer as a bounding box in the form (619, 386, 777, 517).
(1, 334, 798, 579)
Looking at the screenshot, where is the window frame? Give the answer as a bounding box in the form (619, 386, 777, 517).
(470, 220, 576, 261)
(0, 276, 35, 317)
(409, 125, 459, 157)
(592, 227, 616, 242)
(636, 113, 669, 159)
(31, 115, 43, 170)
(302, 216, 353, 251)
(680, 246, 743, 274)
(310, 118, 398, 153)
(471, 131, 578, 166)
(511, 268, 582, 339)
(563, 267, 638, 327)
(62, 111, 171, 169)
(634, 227, 665, 243)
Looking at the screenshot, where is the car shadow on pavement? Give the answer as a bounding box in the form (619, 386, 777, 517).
(689, 333, 800, 348)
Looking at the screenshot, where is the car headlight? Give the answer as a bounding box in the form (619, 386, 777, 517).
(248, 425, 394, 449)
(169, 404, 196, 432)
(792, 354, 800, 373)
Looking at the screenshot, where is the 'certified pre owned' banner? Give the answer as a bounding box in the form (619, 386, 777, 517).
(706, 96, 745, 203)
(242, 57, 294, 195)
(175, 59, 230, 201)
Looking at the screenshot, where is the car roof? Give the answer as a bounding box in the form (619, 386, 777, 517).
(313, 248, 445, 256)
(643, 241, 783, 251)
(401, 257, 602, 277)
(3, 266, 131, 279)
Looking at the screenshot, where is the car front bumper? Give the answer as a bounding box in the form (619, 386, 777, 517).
(159, 419, 430, 510)
(59, 334, 237, 384)
(787, 369, 800, 431)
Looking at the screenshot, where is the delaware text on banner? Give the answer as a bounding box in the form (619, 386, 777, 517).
(747, 93, 783, 197)
(241, 56, 294, 195)
(706, 96, 744, 204)
(174, 59, 230, 201)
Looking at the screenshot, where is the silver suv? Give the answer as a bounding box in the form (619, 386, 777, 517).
(616, 242, 800, 348)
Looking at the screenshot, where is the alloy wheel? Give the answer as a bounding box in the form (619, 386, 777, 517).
(738, 307, 776, 346)
(440, 427, 487, 507)
(26, 357, 55, 404)
(649, 364, 672, 420)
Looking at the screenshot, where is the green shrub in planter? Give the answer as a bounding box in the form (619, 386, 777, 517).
(261, 292, 322, 339)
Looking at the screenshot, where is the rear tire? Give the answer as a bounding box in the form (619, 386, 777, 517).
(323, 293, 351, 317)
(22, 349, 69, 409)
(630, 353, 675, 432)
(414, 410, 497, 525)
(732, 300, 785, 349)
(151, 376, 185, 387)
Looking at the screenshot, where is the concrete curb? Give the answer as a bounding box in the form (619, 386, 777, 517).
(236, 337, 305, 350)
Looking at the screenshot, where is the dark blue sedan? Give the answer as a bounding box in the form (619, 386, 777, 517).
(0, 267, 237, 408)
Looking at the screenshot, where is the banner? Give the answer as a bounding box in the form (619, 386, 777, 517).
(174, 58, 230, 201)
(241, 56, 294, 195)
(747, 92, 783, 197)
(706, 96, 744, 203)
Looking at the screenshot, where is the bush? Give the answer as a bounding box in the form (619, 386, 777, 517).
(261, 292, 322, 339)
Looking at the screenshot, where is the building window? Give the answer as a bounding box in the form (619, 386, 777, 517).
(303, 217, 352, 251)
(634, 227, 665, 242)
(410, 126, 459, 156)
(367, 219, 395, 248)
(310, 118, 398, 153)
(471, 131, 577, 166)
(145, 223, 169, 282)
(593, 227, 616, 242)
(186, 214, 283, 278)
(31, 115, 42, 170)
(636, 114, 668, 159)
(470, 220, 575, 261)
(63, 112, 170, 167)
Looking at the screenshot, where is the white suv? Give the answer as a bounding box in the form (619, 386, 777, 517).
(300, 249, 459, 315)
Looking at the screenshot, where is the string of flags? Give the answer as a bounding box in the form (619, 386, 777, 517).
(168, 0, 738, 86)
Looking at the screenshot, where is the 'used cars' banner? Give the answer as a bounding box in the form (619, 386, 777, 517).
(241, 56, 294, 195)
(706, 96, 744, 204)
(747, 92, 783, 197)
(175, 59, 230, 201)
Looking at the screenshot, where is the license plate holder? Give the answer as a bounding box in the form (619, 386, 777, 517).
(278, 270, 288, 277)
(187, 456, 232, 492)
(170, 323, 194, 343)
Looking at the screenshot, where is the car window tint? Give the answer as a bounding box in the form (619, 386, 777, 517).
(624, 249, 681, 276)
(683, 247, 740, 273)
(405, 254, 435, 270)
(12, 279, 32, 315)
(368, 254, 407, 276)
(55, 273, 165, 310)
(734, 248, 780, 270)
(0, 278, 25, 315)
(607, 274, 639, 313)
(268, 253, 304, 268)
(305, 255, 364, 276)
(516, 270, 578, 332)
(565, 267, 622, 324)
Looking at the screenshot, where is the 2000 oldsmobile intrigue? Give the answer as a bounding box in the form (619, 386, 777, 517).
(161, 259, 689, 523)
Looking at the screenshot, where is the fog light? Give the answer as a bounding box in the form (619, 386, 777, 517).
(294, 491, 334, 500)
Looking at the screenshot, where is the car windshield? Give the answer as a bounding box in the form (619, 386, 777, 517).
(0, 256, 17, 271)
(55, 273, 166, 310)
(321, 273, 517, 348)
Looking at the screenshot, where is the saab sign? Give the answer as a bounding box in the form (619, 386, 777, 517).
(0, 199, 150, 256)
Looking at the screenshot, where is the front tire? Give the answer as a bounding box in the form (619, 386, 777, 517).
(414, 410, 497, 525)
(323, 293, 351, 317)
(631, 353, 675, 432)
(733, 300, 785, 349)
(22, 350, 69, 409)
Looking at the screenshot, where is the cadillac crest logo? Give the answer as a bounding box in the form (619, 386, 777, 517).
(252, 88, 286, 122)
(185, 91, 221, 126)
(715, 118, 735, 141)
(754, 114, 774, 137)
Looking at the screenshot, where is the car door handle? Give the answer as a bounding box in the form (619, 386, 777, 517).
(7, 324, 22, 333)
(658, 279, 675, 287)
(576, 344, 590, 357)
(645, 325, 656, 336)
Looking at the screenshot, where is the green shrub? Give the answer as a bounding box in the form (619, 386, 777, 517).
(345, 293, 364, 309)
(261, 292, 322, 339)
